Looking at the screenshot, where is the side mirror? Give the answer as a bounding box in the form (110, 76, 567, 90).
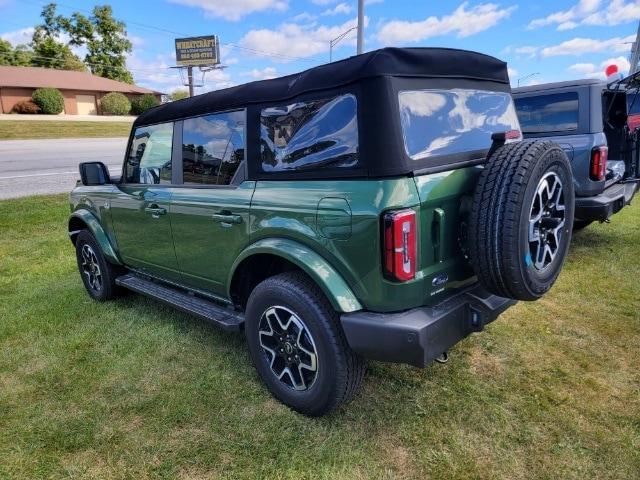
(79, 162, 110, 186)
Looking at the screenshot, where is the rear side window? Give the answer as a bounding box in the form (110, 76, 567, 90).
(514, 92, 579, 134)
(260, 94, 358, 172)
(627, 89, 640, 115)
(125, 122, 173, 184)
(182, 110, 245, 185)
(399, 89, 519, 161)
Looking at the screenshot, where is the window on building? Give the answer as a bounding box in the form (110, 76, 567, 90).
(514, 92, 579, 134)
(182, 110, 245, 185)
(260, 94, 359, 172)
(124, 122, 173, 184)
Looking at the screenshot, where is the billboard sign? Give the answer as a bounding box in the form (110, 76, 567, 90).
(175, 36, 220, 67)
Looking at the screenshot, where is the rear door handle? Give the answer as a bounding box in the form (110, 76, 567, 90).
(212, 212, 242, 225)
(144, 205, 167, 218)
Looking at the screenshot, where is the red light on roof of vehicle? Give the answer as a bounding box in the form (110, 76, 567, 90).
(505, 130, 521, 140)
(605, 64, 619, 77)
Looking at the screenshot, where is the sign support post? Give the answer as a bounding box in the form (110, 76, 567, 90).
(174, 36, 221, 97)
(187, 65, 194, 97)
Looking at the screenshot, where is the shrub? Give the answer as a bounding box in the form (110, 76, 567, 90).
(101, 92, 131, 115)
(12, 100, 41, 114)
(32, 88, 65, 115)
(168, 89, 189, 101)
(130, 94, 159, 115)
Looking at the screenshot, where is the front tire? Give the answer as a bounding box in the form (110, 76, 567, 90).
(245, 271, 365, 416)
(75, 230, 122, 301)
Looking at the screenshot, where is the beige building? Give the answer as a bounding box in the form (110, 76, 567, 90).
(0, 66, 162, 115)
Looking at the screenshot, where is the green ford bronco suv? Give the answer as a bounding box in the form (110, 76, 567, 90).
(69, 48, 575, 416)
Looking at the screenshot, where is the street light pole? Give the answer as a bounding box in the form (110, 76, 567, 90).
(357, 0, 364, 54)
(329, 26, 358, 62)
(517, 72, 540, 87)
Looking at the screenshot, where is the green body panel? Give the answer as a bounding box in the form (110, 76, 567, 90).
(69, 186, 122, 265)
(412, 166, 481, 301)
(169, 182, 255, 296)
(69, 167, 481, 313)
(109, 185, 182, 282)
(229, 238, 362, 313)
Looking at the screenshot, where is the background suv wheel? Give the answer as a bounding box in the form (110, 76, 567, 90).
(245, 271, 365, 416)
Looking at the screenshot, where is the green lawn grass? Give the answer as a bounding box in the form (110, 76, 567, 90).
(0, 121, 131, 140)
(0, 195, 638, 479)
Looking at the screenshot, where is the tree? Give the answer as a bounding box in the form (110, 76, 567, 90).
(0, 39, 13, 65)
(64, 5, 133, 83)
(32, 36, 86, 71)
(1, 39, 35, 67)
(168, 90, 189, 101)
(31, 3, 86, 71)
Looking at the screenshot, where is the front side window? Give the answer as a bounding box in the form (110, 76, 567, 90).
(260, 94, 358, 172)
(399, 89, 520, 161)
(514, 92, 579, 134)
(125, 122, 173, 184)
(182, 110, 245, 185)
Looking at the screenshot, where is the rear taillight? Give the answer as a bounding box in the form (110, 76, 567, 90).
(590, 146, 608, 181)
(383, 209, 416, 282)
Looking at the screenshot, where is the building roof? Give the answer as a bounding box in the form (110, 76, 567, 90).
(0, 66, 161, 95)
(136, 47, 509, 127)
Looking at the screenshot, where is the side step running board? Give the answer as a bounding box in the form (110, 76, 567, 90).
(116, 273, 244, 332)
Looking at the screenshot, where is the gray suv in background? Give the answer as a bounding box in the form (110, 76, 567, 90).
(513, 79, 639, 230)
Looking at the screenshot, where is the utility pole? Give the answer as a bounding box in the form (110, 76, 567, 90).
(357, 0, 364, 55)
(187, 65, 195, 97)
(629, 21, 640, 75)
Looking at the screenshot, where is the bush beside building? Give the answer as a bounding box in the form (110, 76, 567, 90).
(101, 92, 131, 115)
(32, 88, 65, 114)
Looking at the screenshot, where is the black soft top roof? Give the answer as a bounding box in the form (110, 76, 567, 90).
(135, 47, 509, 127)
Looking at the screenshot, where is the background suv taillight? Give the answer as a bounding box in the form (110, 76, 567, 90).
(590, 146, 608, 181)
(383, 209, 416, 281)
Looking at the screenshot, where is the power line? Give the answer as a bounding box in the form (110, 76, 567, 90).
(18, 0, 322, 63)
(0, 52, 180, 74)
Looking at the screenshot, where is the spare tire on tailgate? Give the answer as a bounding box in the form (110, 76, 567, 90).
(469, 140, 575, 301)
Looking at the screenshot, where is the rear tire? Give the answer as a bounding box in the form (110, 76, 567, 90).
(245, 271, 365, 416)
(75, 230, 122, 301)
(469, 140, 575, 301)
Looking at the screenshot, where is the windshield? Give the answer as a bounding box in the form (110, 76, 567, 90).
(399, 89, 520, 161)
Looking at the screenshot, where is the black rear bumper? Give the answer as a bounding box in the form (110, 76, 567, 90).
(340, 285, 515, 368)
(575, 180, 639, 223)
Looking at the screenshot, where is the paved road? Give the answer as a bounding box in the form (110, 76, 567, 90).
(0, 138, 127, 200)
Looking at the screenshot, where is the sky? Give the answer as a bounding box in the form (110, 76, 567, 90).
(1, 0, 639, 94)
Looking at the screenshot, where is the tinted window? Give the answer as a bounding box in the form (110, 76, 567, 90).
(260, 94, 358, 172)
(182, 111, 245, 185)
(514, 92, 579, 134)
(125, 123, 173, 184)
(627, 89, 640, 115)
(399, 89, 519, 161)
